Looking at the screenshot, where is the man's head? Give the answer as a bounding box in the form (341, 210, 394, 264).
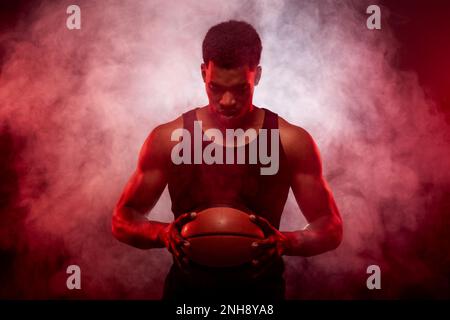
(201, 20, 262, 124)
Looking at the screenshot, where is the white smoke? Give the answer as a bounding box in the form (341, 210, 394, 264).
(0, 0, 449, 298)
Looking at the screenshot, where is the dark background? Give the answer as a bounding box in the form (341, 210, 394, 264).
(1, 0, 449, 299)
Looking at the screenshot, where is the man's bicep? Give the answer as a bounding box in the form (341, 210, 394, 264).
(117, 167, 167, 214)
(116, 127, 169, 214)
(285, 125, 337, 223)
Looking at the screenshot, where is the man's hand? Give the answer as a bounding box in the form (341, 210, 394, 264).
(160, 212, 197, 273)
(249, 214, 291, 279)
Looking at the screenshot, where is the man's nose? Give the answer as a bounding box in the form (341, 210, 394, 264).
(219, 91, 236, 106)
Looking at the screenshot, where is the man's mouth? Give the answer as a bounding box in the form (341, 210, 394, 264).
(219, 108, 239, 117)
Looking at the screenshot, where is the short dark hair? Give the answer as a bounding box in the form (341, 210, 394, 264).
(202, 20, 262, 70)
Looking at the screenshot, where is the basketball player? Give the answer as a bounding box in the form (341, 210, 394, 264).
(112, 20, 342, 301)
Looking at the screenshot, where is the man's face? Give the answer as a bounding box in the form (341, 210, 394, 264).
(201, 61, 261, 125)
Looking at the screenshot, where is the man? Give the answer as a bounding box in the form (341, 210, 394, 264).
(112, 20, 342, 301)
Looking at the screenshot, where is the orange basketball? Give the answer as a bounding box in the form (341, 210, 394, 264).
(181, 207, 264, 267)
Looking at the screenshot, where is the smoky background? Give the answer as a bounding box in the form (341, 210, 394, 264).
(1, 0, 449, 299)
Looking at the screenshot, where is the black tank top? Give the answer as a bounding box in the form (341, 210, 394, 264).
(164, 108, 291, 291)
(167, 107, 291, 229)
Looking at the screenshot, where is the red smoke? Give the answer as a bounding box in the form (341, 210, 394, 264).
(0, 0, 449, 299)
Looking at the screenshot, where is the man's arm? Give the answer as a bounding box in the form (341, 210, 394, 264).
(112, 125, 170, 249)
(280, 120, 343, 257)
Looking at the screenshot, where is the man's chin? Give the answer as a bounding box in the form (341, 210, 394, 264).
(219, 112, 238, 120)
(209, 106, 249, 127)
(216, 113, 243, 126)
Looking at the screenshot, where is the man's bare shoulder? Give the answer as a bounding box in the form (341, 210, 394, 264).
(138, 115, 184, 169)
(278, 116, 315, 152)
(151, 115, 184, 142)
(278, 116, 322, 174)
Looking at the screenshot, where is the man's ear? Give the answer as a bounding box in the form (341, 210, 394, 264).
(254, 66, 262, 86)
(201, 63, 207, 82)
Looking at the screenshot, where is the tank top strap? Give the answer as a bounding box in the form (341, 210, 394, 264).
(260, 108, 279, 157)
(261, 108, 279, 130)
(182, 108, 198, 134)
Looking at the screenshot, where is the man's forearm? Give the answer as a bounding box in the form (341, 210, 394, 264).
(112, 206, 169, 249)
(282, 215, 342, 257)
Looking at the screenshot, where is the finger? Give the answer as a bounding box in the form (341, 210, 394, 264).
(169, 240, 180, 257)
(174, 212, 197, 229)
(165, 230, 190, 260)
(167, 229, 191, 273)
(252, 236, 276, 249)
(172, 249, 190, 274)
(252, 247, 277, 266)
(249, 214, 276, 236)
(169, 228, 187, 251)
(173, 231, 190, 247)
(251, 240, 275, 257)
(173, 247, 187, 265)
(170, 236, 189, 258)
(173, 212, 190, 229)
(173, 252, 189, 272)
(171, 247, 190, 274)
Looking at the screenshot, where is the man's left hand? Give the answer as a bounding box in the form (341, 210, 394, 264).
(248, 214, 291, 279)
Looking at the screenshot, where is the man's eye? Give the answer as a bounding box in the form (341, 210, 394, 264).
(234, 84, 250, 93)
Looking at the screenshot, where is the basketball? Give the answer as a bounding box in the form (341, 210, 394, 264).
(180, 207, 265, 267)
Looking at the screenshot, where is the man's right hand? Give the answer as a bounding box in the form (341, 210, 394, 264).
(160, 212, 197, 272)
